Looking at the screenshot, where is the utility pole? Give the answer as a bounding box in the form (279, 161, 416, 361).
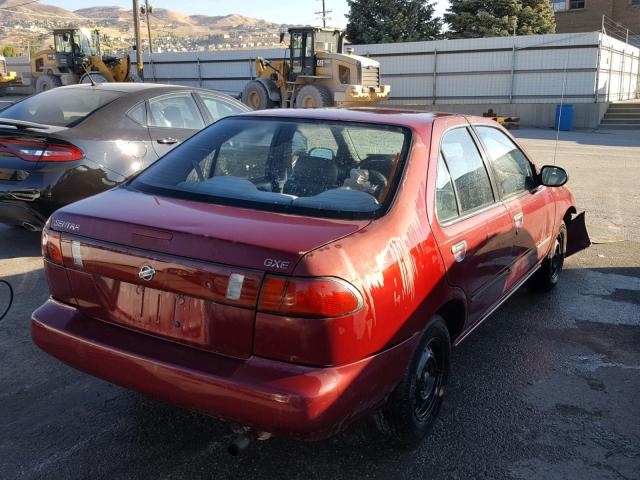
(132, 0, 144, 80)
(315, 0, 332, 28)
(143, 0, 153, 54)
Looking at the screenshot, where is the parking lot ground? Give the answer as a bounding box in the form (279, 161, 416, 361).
(0, 128, 639, 480)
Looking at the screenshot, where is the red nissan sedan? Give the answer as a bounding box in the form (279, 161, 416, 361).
(32, 109, 588, 447)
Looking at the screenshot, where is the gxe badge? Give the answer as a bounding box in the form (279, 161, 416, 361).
(138, 265, 156, 282)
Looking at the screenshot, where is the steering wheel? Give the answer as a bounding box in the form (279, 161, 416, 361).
(366, 169, 388, 198)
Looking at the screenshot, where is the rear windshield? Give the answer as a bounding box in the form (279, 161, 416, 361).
(131, 116, 410, 219)
(0, 88, 124, 127)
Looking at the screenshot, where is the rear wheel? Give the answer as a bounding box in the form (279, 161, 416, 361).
(529, 222, 567, 292)
(241, 80, 276, 110)
(79, 73, 108, 84)
(295, 85, 334, 108)
(374, 316, 450, 447)
(35, 75, 62, 93)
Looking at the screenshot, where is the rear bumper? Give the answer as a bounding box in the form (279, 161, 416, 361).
(32, 299, 418, 440)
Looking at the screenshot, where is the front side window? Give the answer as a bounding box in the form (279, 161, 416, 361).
(199, 94, 247, 125)
(148, 93, 204, 130)
(440, 128, 494, 214)
(475, 126, 535, 197)
(131, 117, 410, 218)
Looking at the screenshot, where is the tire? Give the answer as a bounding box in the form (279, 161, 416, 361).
(295, 85, 334, 108)
(241, 80, 276, 110)
(374, 316, 451, 447)
(79, 73, 109, 84)
(529, 222, 567, 293)
(35, 75, 62, 93)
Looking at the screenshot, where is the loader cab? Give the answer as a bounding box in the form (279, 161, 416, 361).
(53, 28, 101, 74)
(288, 27, 344, 81)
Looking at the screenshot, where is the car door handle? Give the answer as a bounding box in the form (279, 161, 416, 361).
(513, 212, 524, 235)
(156, 137, 178, 145)
(451, 240, 467, 263)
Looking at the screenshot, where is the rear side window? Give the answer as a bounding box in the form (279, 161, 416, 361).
(475, 126, 535, 197)
(440, 128, 494, 214)
(0, 87, 124, 127)
(131, 117, 410, 219)
(435, 154, 458, 223)
(127, 102, 146, 125)
(148, 93, 204, 130)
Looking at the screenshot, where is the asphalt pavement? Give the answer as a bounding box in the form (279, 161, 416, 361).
(0, 128, 639, 480)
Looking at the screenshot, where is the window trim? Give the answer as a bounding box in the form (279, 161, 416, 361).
(470, 124, 538, 201)
(435, 125, 498, 227)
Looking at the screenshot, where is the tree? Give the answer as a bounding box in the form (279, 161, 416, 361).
(518, 0, 556, 35)
(2, 45, 17, 57)
(445, 0, 556, 39)
(346, 0, 442, 44)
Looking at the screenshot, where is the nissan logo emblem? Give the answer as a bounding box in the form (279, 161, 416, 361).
(138, 265, 156, 282)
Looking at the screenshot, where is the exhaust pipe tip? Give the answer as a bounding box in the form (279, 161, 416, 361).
(226, 428, 271, 456)
(227, 434, 252, 456)
(22, 222, 40, 232)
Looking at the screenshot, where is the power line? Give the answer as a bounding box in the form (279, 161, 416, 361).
(315, 0, 332, 28)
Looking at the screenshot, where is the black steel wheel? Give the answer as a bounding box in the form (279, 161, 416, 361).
(529, 221, 567, 292)
(374, 316, 450, 447)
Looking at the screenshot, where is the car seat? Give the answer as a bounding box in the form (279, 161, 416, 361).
(283, 153, 339, 197)
(162, 106, 185, 128)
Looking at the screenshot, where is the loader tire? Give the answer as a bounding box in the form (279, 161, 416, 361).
(242, 80, 276, 110)
(35, 75, 62, 93)
(295, 85, 334, 108)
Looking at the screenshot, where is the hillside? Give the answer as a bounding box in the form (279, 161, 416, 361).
(0, 1, 287, 55)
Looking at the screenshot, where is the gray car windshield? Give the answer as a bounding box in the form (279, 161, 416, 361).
(131, 117, 410, 218)
(0, 88, 124, 127)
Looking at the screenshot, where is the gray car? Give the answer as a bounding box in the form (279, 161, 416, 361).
(0, 83, 249, 230)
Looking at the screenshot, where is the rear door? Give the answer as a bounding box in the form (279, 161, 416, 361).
(473, 125, 554, 283)
(429, 118, 515, 325)
(146, 92, 206, 157)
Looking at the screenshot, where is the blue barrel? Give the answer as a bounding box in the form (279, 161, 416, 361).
(555, 104, 574, 131)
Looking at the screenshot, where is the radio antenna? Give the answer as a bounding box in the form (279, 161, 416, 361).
(552, 51, 570, 165)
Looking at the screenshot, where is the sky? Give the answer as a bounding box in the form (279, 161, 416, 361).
(37, 0, 451, 27)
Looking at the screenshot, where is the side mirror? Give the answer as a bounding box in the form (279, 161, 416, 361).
(540, 165, 568, 187)
(279, 32, 286, 44)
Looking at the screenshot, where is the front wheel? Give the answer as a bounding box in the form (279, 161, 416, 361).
(529, 222, 567, 292)
(294, 85, 334, 108)
(374, 316, 450, 447)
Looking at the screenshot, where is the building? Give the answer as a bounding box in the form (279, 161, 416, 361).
(553, 0, 640, 35)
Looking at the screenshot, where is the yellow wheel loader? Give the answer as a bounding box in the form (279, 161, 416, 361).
(0, 55, 18, 85)
(31, 28, 133, 93)
(242, 27, 390, 109)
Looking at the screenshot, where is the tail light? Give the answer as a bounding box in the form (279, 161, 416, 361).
(0, 139, 83, 162)
(258, 276, 362, 318)
(42, 228, 63, 265)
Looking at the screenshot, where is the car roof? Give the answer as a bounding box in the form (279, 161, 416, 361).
(54, 82, 193, 93)
(240, 108, 465, 128)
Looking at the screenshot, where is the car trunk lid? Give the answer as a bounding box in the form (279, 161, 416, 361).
(49, 187, 370, 358)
